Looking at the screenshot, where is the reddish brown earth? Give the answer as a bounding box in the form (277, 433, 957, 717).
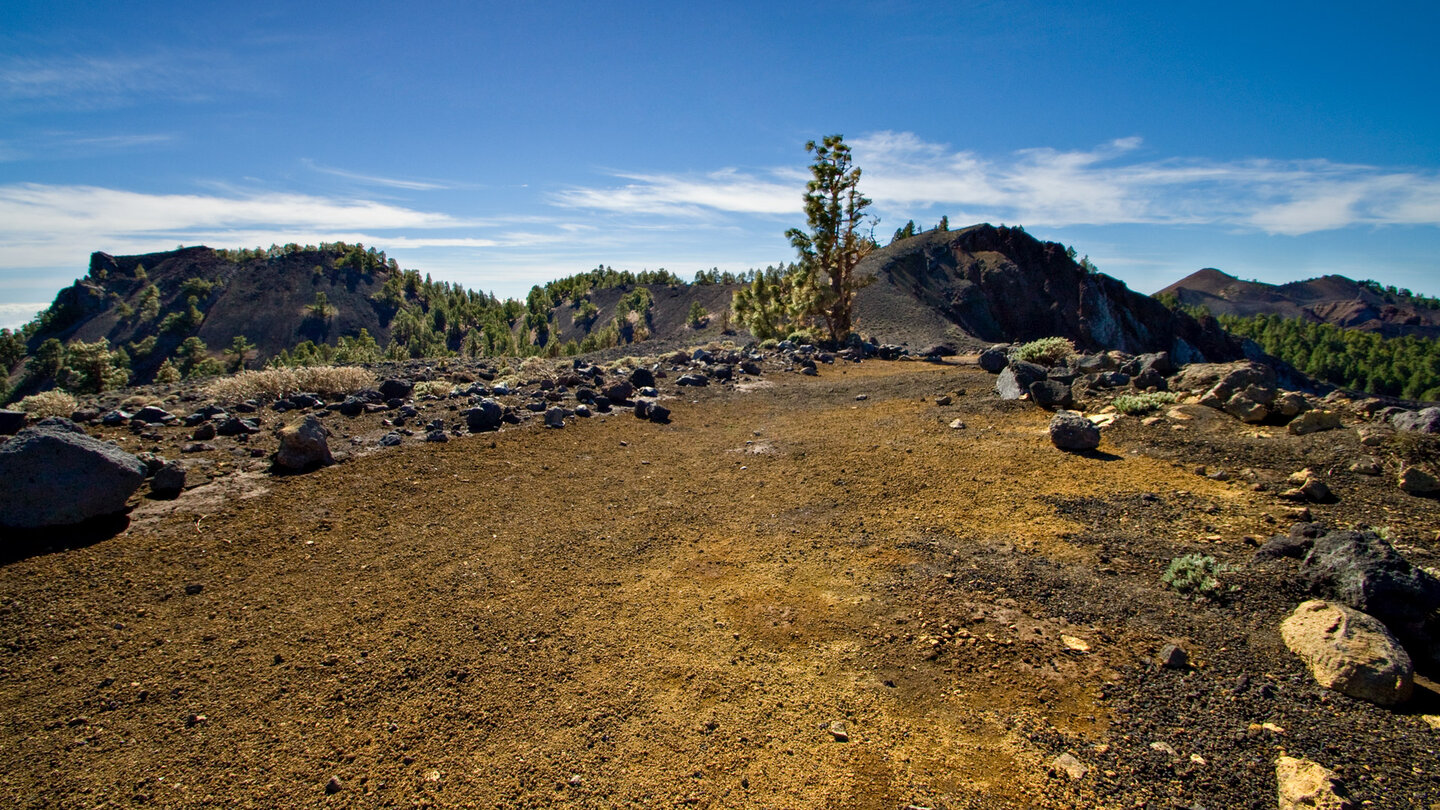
(3, 359, 1439, 808)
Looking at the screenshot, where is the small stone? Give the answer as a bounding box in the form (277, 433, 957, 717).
(949, 419, 966, 430)
(1157, 643, 1189, 669)
(1051, 752, 1087, 780)
(1288, 409, 1342, 435)
(1275, 755, 1351, 810)
(855, 394, 868, 401)
(184, 583, 203, 595)
(1061, 635, 1090, 652)
(827, 720, 849, 742)
(1399, 466, 1440, 496)
(1149, 741, 1178, 757)
(325, 776, 342, 794)
(935, 395, 952, 406)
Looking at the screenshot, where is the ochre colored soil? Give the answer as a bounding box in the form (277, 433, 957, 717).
(3, 360, 1438, 808)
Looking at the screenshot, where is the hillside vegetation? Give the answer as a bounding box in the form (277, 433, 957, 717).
(1218, 312, 1440, 401)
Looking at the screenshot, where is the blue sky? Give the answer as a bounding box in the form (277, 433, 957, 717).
(2, 0, 1438, 328)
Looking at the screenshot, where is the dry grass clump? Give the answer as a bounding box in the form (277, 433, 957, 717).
(413, 380, 455, 398)
(16, 389, 78, 419)
(205, 366, 377, 402)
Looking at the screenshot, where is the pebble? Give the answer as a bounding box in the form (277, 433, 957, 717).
(1051, 752, 1088, 780)
(827, 720, 849, 742)
(1157, 643, 1189, 670)
(325, 776, 342, 794)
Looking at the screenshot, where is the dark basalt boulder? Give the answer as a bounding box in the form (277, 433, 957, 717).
(0, 419, 147, 528)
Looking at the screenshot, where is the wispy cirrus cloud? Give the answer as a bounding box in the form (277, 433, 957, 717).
(0, 52, 246, 109)
(300, 159, 451, 191)
(555, 132, 1440, 237)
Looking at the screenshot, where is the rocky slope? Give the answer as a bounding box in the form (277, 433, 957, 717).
(854, 226, 1243, 362)
(1159, 267, 1440, 339)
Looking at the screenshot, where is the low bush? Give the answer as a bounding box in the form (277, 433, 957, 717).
(205, 366, 376, 402)
(1162, 553, 1232, 599)
(1112, 391, 1178, 415)
(1012, 337, 1077, 366)
(16, 389, 78, 419)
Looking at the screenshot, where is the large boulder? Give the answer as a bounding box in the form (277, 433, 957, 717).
(273, 416, 334, 472)
(0, 418, 147, 528)
(1049, 410, 1100, 451)
(1391, 406, 1440, 433)
(995, 361, 1046, 400)
(1172, 360, 1277, 399)
(1028, 380, 1073, 410)
(1280, 600, 1413, 707)
(1299, 529, 1440, 640)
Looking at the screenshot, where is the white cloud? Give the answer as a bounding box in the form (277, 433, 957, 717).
(0, 184, 503, 275)
(556, 132, 1440, 236)
(0, 303, 48, 330)
(553, 168, 801, 216)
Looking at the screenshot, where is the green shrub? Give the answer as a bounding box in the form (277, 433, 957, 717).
(1012, 337, 1077, 366)
(1162, 553, 1232, 599)
(1112, 391, 1178, 415)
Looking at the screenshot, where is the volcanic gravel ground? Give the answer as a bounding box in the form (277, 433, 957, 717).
(2, 359, 1438, 808)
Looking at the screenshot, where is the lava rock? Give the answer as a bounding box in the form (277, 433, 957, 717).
(629, 368, 656, 389)
(1049, 410, 1100, 451)
(1156, 643, 1189, 670)
(378, 378, 414, 400)
(1029, 380, 1073, 410)
(0, 419, 148, 528)
(1299, 528, 1440, 665)
(464, 399, 503, 432)
(996, 361, 1047, 400)
(544, 407, 567, 428)
(216, 417, 260, 436)
(1288, 410, 1342, 436)
(1398, 465, 1439, 496)
(130, 406, 175, 425)
(150, 460, 187, 497)
(1391, 406, 1440, 433)
(978, 346, 1009, 373)
(273, 416, 334, 472)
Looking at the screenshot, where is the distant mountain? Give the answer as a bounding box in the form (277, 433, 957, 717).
(1157, 268, 1440, 339)
(853, 224, 1244, 362)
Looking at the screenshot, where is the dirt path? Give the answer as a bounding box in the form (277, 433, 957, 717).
(3, 361, 1436, 808)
